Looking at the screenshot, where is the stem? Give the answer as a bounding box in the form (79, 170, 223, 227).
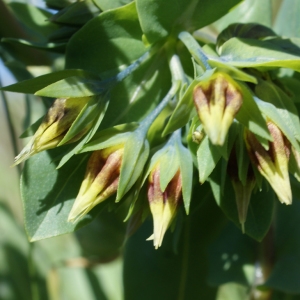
(0, 75, 21, 174)
(139, 82, 180, 133)
(178, 31, 211, 71)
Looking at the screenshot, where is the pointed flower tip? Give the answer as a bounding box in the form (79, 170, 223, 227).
(68, 146, 124, 222)
(16, 97, 91, 164)
(193, 73, 242, 145)
(245, 122, 292, 205)
(147, 166, 182, 249)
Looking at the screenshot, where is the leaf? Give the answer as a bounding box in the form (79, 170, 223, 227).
(254, 96, 300, 151)
(93, 0, 133, 11)
(217, 37, 300, 72)
(210, 165, 275, 241)
(235, 83, 271, 145)
(65, 2, 147, 75)
(1, 69, 101, 94)
(8, 2, 58, 39)
(136, 0, 241, 44)
(197, 135, 222, 183)
(21, 149, 97, 241)
(274, 0, 300, 38)
(263, 201, 300, 293)
(212, 0, 273, 34)
(50, 0, 100, 25)
(175, 141, 193, 214)
(255, 81, 300, 143)
(207, 222, 255, 287)
(2, 38, 66, 53)
(35, 76, 103, 98)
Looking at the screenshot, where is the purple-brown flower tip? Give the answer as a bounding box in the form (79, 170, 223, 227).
(14, 97, 90, 166)
(193, 73, 242, 145)
(245, 122, 292, 205)
(147, 165, 182, 249)
(68, 145, 124, 223)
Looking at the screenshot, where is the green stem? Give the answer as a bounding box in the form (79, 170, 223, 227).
(0, 75, 21, 174)
(178, 31, 211, 71)
(139, 82, 180, 133)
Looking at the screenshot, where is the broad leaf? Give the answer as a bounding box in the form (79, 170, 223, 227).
(65, 2, 147, 75)
(136, 0, 241, 44)
(21, 149, 97, 241)
(216, 37, 300, 72)
(1, 69, 100, 94)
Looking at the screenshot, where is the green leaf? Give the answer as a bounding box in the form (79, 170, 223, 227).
(93, 0, 132, 11)
(235, 83, 271, 145)
(50, 0, 100, 25)
(255, 80, 300, 143)
(101, 52, 171, 127)
(1, 69, 100, 94)
(213, 0, 273, 34)
(35, 76, 103, 98)
(21, 150, 95, 241)
(2, 38, 66, 53)
(263, 201, 300, 293)
(176, 141, 193, 214)
(210, 165, 275, 241)
(136, 0, 241, 44)
(217, 37, 300, 72)
(117, 131, 149, 200)
(254, 96, 300, 151)
(208, 222, 255, 286)
(65, 2, 147, 75)
(274, 0, 300, 38)
(8, 2, 58, 39)
(216, 283, 249, 300)
(197, 135, 222, 183)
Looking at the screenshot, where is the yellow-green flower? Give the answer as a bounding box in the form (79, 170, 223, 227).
(68, 145, 124, 223)
(147, 165, 182, 249)
(193, 73, 243, 145)
(14, 97, 90, 165)
(245, 122, 291, 205)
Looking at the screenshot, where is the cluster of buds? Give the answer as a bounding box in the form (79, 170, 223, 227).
(147, 165, 182, 249)
(68, 145, 124, 223)
(193, 72, 243, 145)
(245, 121, 292, 205)
(14, 97, 90, 165)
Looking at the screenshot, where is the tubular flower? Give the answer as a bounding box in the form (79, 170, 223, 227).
(68, 145, 124, 223)
(147, 165, 182, 249)
(14, 97, 90, 165)
(245, 122, 292, 205)
(193, 73, 243, 145)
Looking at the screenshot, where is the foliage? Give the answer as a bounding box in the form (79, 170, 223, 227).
(2, 0, 300, 299)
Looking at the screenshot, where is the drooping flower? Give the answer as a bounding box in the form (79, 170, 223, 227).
(68, 145, 124, 223)
(14, 97, 90, 165)
(147, 165, 182, 249)
(245, 122, 292, 204)
(193, 73, 243, 145)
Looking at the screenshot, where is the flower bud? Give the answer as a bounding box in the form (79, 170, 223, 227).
(147, 165, 182, 249)
(245, 122, 292, 205)
(68, 145, 124, 223)
(228, 152, 256, 233)
(14, 97, 90, 165)
(193, 73, 242, 145)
